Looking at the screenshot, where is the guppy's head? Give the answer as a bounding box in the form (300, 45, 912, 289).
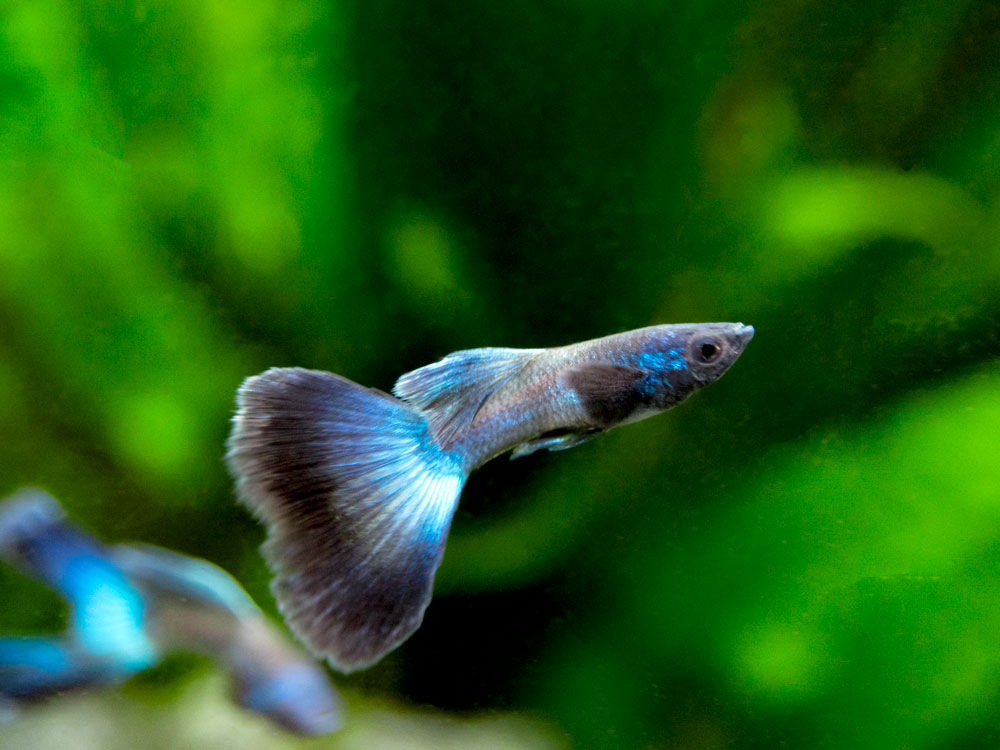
(634, 322, 754, 413)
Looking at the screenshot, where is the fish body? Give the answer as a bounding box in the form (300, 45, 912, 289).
(410, 323, 754, 466)
(227, 322, 754, 672)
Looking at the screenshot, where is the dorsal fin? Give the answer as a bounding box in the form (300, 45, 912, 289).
(393, 347, 543, 446)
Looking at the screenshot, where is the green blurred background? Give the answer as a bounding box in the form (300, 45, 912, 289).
(2, 0, 1000, 747)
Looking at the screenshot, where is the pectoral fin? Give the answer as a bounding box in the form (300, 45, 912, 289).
(510, 429, 601, 460)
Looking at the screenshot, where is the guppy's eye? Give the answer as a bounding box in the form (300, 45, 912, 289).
(693, 336, 723, 363)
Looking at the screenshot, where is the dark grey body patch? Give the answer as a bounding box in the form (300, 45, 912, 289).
(562, 363, 647, 428)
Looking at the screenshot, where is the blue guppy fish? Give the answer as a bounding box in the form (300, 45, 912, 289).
(0, 489, 341, 734)
(227, 322, 754, 672)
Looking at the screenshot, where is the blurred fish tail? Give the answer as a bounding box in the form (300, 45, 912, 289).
(226, 367, 467, 671)
(0, 489, 68, 575)
(0, 489, 156, 671)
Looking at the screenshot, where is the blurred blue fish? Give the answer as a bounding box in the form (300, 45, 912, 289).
(109, 542, 342, 735)
(0, 489, 155, 672)
(0, 489, 341, 734)
(227, 322, 754, 671)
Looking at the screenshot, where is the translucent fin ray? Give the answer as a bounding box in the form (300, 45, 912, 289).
(393, 347, 543, 446)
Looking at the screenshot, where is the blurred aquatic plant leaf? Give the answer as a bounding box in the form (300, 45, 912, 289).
(759, 166, 995, 264)
(626, 364, 1000, 746)
(0, 0, 357, 508)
